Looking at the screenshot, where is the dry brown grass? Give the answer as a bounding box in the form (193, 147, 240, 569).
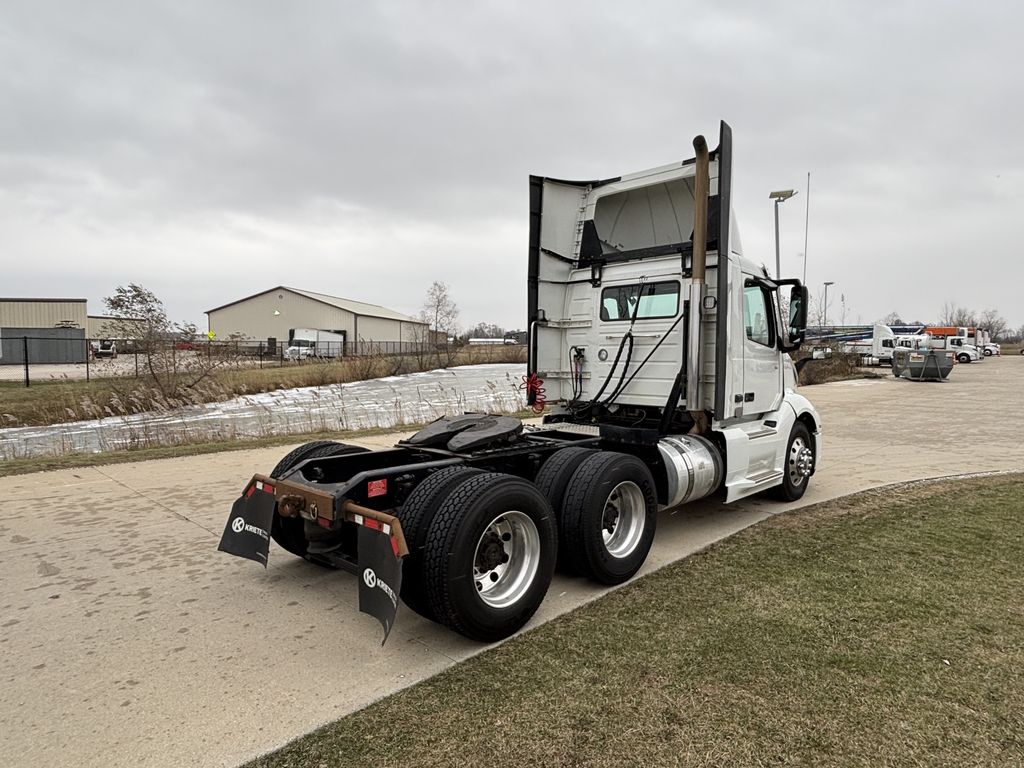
(795, 347, 882, 385)
(0, 346, 527, 428)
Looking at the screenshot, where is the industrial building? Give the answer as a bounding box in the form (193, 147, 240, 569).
(0, 297, 88, 364)
(206, 286, 428, 354)
(1, 297, 87, 329)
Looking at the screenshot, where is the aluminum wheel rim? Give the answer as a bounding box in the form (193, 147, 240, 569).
(788, 437, 814, 486)
(602, 481, 646, 559)
(473, 510, 540, 609)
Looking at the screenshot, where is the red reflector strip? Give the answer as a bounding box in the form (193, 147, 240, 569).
(391, 537, 400, 557)
(363, 518, 382, 531)
(367, 479, 387, 498)
(245, 485, 256, 498)
(263, 484, 275, 494)
(317, 517, 331, 528)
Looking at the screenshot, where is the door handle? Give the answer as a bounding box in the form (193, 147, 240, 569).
(744, 392, 755, 402)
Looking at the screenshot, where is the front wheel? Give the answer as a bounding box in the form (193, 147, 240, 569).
(422, 473, 557, 642)
(957, 353, 971, 364)
(771, 422, 815, 501)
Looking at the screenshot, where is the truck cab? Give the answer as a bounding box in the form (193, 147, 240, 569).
(528, 121, 820, 503)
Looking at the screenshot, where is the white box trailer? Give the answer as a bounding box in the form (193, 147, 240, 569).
(285, 327, 346, 359)
(218, 122, 822, 643)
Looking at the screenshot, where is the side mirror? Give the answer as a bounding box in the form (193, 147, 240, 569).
(783, 285, 808, 350)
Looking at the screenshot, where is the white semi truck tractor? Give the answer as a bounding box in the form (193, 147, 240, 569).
(218, 122, 822, 643)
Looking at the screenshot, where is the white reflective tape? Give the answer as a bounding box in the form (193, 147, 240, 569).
(382, 523, 391, 535)
(354, 514, 364, 525)
(255, 480, 264, 491)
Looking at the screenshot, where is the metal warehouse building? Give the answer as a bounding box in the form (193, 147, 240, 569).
(1, 297, 87, 329)
(0, 298, 88, 364)
(206, 286, 428, 354)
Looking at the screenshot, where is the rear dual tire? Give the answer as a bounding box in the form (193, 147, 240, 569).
(559, 452, 658, 585)
(418, 473, 557, 642)
(394, 466, 483, 620)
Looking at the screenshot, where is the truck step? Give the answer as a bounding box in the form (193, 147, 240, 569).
(745, 469, 784, 485)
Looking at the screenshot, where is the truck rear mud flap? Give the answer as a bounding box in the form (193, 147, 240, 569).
(218, 476, 406, 644)
(218, 479, 276, 566)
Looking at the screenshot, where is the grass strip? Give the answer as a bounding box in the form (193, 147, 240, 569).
(251, 474, 1024, 768)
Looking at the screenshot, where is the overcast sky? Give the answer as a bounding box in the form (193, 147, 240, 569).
(2, 1, 1022, 334)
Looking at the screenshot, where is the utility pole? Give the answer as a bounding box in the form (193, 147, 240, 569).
(823, 281, 835, 327)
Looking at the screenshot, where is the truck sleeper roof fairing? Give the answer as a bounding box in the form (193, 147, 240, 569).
(528, 121, 735, 420)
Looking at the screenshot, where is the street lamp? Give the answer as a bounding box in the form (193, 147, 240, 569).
(823, 281, 835, 327)
(769, 189, 798, 279)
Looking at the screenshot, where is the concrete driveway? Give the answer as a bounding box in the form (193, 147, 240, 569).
(1, 358, 1022, 767)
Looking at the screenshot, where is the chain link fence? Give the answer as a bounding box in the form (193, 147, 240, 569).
(0, 336, 435, 386)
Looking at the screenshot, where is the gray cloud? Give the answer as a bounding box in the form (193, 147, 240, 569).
(2, 0, 1022, 332)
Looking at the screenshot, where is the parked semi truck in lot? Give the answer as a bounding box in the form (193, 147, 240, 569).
(841, 323, 899, 365)
(921, 326, 982, 363)
(219, 122, 821, 642)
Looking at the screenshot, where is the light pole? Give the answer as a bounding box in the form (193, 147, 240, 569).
(823, 281, 835, 327)
(802, 172, 811, 286)
(769, 189, 798, 279)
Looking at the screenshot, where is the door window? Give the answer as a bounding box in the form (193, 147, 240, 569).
(743, 284, 774, 347)
(600, 281, 679, 321)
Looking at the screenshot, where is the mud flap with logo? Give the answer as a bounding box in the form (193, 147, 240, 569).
(358, 525, 404, 645)
(218, 487, 275, 567)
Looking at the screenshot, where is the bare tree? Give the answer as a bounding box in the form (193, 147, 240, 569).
(463, 321, 506, 340)
(883, 311, 904, 326)
(809, 289, 832, 328)
(978, 308, 1009, 340)
(937, 301, 956, 325)
(104, 283, 232, 398)
(938, 302, 977, 328)
(420, 281, 460, 366)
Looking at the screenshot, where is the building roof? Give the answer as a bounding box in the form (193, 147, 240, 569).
(0, 297, 87, 303)
(205, 286, 424, 324)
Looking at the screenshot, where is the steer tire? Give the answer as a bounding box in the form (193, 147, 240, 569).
(422, 473, 557, 642)
(269, 441, 368, 558)
(394, 465, 484, 620)
(560, 452, 658, 585)
(957, 353, 971, 364)
(770, 422, 814, 502)
(533, 446, 597, 573)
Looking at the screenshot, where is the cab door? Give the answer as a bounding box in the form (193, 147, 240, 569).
(740, 278, 783, 417)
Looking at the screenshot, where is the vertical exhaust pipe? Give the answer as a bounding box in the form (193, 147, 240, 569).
(687, 136, 710, 433)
